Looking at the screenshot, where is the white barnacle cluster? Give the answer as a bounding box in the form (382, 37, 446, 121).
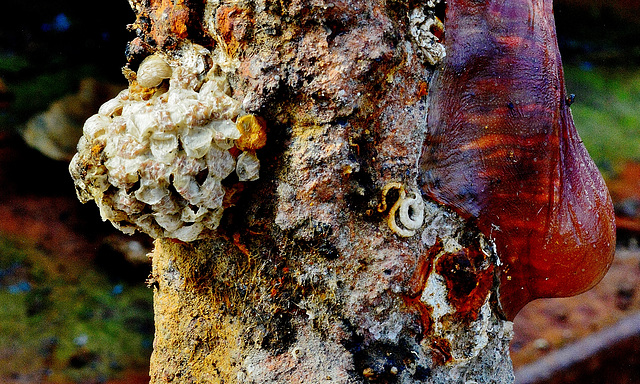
(69, 42, 263, 242)
(409, 4, 446, 66)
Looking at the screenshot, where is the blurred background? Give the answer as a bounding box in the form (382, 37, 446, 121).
(0, 1, 638, 383)
(0, 2, 153, 383)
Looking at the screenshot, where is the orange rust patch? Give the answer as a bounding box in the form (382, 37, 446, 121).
(228, 146, 242, 158)
(417, 81, 429, 99)
(91, 145, 101, 157)
(216, 5, 254, 56)
(153, 0, 190, 43)
(404, 295, 433, 338)
(127, 81, 158, 101)
(403, 241, 442, 338)
(90, 143, 106, 159)
(130, 0, 192, 49)
(406, 241, 442, 298)
(232, 232, 251, 256)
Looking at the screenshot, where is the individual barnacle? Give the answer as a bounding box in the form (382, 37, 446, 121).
(69, 42, 266, 242)
(236, 151, 260, 181)
(235, 114, 267, 151)
(136, 54, 173, 88)
(379, 183, 425, 237)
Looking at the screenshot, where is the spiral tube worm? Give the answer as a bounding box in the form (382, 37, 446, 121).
(419, 0, 616, 319)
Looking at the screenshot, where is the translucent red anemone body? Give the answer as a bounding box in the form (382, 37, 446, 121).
(419, 0, 616, 320)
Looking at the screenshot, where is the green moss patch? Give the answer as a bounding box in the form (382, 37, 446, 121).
(0, 236, 152, 383)
(565, 65, 640, 177)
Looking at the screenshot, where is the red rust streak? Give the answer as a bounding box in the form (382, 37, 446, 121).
(435, 245, 495, 322)
(403, 241, 442, 338)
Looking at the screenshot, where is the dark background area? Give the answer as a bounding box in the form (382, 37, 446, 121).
(0, 1, 132, 128)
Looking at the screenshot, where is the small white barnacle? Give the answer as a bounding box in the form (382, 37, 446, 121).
(236, 151, 260, 181)
(98, 93, 125, 117)
(137, 54, 172, 88)
(82, 114, 111, 140)
(379, 183, 425, 237)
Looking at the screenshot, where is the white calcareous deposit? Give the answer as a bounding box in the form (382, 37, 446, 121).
(70, 43, 263, 242)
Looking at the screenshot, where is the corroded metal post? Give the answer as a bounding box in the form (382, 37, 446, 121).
(134, 0, 515, 378)
(69, 0, 614, 382)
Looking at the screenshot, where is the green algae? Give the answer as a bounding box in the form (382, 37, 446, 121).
(565, 65, 640, 177)
(0, 236, 152, 383)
